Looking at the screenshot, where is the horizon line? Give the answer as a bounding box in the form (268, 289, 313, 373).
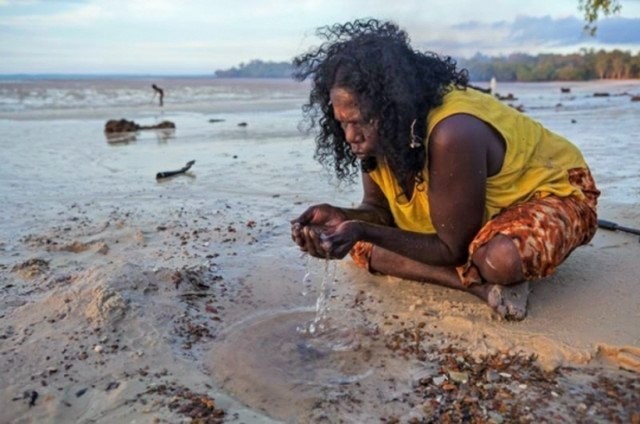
(0, 73, 218, 77)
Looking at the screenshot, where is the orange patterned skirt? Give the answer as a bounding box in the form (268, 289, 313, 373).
(350, 168, 600, 285)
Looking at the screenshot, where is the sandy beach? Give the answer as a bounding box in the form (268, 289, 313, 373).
(1, 77, 639, 423)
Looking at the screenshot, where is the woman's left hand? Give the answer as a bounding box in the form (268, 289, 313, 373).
(321, 220, 364, 259)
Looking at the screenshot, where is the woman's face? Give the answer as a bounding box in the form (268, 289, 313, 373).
(329, 87, 380, 159)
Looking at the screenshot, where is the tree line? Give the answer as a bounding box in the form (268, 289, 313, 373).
(214, 59, 293, 78)
(459, 49, 640, 81)
(215, 50, 640, 81)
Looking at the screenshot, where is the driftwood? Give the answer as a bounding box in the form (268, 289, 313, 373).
(104, 119, 175, 133)
(156, 160, 195, 180)
(496, 93, 517, 101)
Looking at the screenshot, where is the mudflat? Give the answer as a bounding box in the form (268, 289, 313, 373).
(1, 78, 638, 422)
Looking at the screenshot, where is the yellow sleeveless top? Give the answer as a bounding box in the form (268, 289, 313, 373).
(368, 87, 588, 234)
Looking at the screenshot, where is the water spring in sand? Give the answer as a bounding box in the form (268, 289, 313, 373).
(207, 256, 376, 420)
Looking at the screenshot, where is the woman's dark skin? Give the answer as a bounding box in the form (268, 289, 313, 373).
(291, 87, 530, 319)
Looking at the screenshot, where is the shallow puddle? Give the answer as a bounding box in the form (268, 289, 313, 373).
(207, 308, 378, 421)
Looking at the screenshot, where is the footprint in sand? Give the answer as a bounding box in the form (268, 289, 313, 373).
(11, 258, 50, 278)
(597, 345, 640, 373)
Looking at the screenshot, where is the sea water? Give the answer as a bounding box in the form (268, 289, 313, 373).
(1, 77, 637, 210)
(0, 75, 309, 116)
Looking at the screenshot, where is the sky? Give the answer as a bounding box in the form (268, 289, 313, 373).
(1, 0, 640, 74)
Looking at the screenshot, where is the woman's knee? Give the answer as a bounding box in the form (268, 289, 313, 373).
(472, 234, 524, 285)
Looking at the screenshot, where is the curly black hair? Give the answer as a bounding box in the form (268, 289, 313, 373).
(294, 18, 469, 185)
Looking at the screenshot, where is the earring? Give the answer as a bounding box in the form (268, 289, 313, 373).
(409, 119, 422, 149)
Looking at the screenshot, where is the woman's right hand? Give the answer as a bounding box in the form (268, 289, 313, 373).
(291, 204, 348, 257)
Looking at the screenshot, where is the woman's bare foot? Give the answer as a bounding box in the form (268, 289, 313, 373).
(483, 281, 530, 321)
(368, 246, 532, 320)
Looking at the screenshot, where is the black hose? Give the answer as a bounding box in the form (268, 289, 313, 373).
(598, 219, 640, 237)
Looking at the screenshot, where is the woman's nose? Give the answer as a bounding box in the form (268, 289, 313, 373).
(344, 124, 360, 144)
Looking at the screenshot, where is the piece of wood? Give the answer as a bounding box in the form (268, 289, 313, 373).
(156, 160, 195, 180)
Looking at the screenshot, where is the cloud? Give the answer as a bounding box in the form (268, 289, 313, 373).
(507, 15, 586, 45)
(1, 2, 111, 27)
(597, 17, 640, 43)
(1, 2, 639, 73)
(505, 15, 640, 47)
(421, 15, 640, 57)
(0, 0, 37, 5)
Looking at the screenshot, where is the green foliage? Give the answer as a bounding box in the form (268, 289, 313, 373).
(218, 50, 640, 82)
(459, 49, 640, 81)
(214, 60, 294, 78)
(580, 0, 622, 35)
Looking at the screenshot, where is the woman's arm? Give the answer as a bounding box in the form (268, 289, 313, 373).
(324, 114, 491, 266)
(424, 114, 488, 263)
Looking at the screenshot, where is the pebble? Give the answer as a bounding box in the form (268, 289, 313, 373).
(448, 371, 469, 383)
(485, 370, 500, 382)
(106, 381, 120, 391)
(432, 375, 447, 385)
(488, 411, 504, 424)
(410, 367, 434, 388)
(94, 345, 104, 353)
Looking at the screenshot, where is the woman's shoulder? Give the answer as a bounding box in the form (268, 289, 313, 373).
(427, 87, 488, 133)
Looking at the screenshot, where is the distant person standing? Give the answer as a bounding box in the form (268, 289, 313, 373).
(152, 84, 164, 107)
